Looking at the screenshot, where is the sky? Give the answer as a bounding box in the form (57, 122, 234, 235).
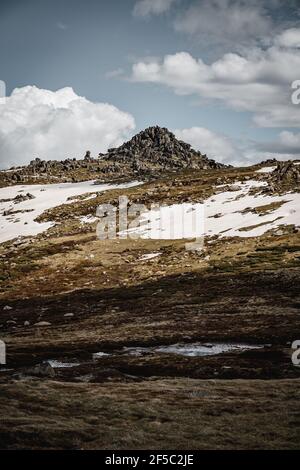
(0, 0, 300, 168)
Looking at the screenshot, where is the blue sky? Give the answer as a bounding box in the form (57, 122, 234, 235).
(0, 0, 300, 168)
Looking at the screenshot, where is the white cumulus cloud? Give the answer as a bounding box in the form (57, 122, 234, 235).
(174, 127, 241, 165)
(131, 28, 300, 128)
(276, 28, 300, 48)
(0, 86, 135, 169)
(174, 127, 300, 166)
(254, 130, 300, 158)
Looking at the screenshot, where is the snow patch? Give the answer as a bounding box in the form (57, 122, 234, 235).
(80, 215, 99, 225)
(204, 180, 300, 238)
(0, 180, 140, 244)
(124, 180, 300, 240)
(139, 252, 162, 261)
(256, 166, 277, 174)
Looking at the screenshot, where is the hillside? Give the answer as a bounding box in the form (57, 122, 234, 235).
(0, 156, 299, 449)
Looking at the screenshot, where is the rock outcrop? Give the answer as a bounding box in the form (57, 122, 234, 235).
(0, 126, 227, 186)
(268, 161, 300, 192)
(103, 126, 226, 174)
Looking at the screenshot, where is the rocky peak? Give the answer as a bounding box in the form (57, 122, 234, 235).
(0, 126, 228, 187)
(103, 126, 226, 172)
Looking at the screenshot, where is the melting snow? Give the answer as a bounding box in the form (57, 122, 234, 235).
(80, 215, 99, 225)
(256, 166, 277, 174)
(124, 180, 300, 240)
(124, 202, 204, 239)
(1, 176, 299, 244)
(204, 180, 300, 238)
(0, 180, 140, 244)
(139, 252, 162, 261)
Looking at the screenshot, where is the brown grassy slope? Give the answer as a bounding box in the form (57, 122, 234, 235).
(0, 167, 299, 369)
(0, 166, 299, 450)
(0, 378, 299, 450)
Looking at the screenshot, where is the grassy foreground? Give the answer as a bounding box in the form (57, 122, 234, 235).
(0, 378, 299, 450)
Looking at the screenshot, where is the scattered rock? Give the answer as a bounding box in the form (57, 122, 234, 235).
(269, 161, 300, 191)
(3, 305, 12, 311)
(14, 193, 35, 203)
(228, 185, 241, 191)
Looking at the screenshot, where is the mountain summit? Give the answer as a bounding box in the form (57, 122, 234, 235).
(103, 126, 226, 173)
(0, 126, 227, 187)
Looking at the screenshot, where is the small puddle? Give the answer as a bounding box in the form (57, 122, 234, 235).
(96, 342, 265, 358)
(17, 342, 265, 371)
(154, 342, 263, 357)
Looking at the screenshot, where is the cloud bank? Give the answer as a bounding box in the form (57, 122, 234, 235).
(174, 127, 241, 165)
(131, 28, 300, 129)
(255, 131, 300, 157)
(0, 86, 135, 169)
(174, 0, 273, 48)
(133, 0, 295, 49)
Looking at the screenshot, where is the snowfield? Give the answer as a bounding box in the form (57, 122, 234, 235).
(204, 180, 300, 238)
(0, 180, 140, 244)
(1, 177, 299, 245)
(124, 180, 300, 239)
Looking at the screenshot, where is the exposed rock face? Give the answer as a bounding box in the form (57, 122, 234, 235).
(103, 126, 226, 174)
(268, 161, 300, 192)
